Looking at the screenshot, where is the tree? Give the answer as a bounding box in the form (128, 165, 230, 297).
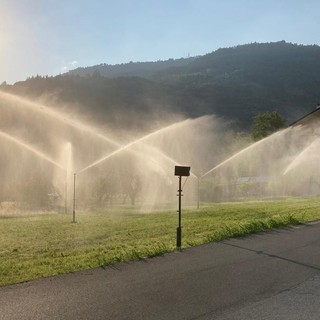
(251, 111, 286, 141)
(123, 173, 142, 206)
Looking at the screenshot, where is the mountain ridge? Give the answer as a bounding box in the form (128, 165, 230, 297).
(2, 41, 320, 131)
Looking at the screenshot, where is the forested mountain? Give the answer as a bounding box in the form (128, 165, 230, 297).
(68, 57, 195, 79)
(2, 41, 320, 131)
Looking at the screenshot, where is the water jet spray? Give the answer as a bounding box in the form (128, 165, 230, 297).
(0, 130, 64, 170)
(0, 91, 119, 147)
(283, 137, 320, 175)
(77, 118, 193, 174)
(200, 128, 291, 179)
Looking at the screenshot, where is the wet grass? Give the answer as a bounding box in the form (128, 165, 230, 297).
(1, 197, 320, 286)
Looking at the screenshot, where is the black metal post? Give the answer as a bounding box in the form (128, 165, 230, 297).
(65, 171, 68, 214)
(174, 165, 190, 249)
(197, 177, 200, 209)
(177, 175, 182, 248)
(72, 173, 76, 223)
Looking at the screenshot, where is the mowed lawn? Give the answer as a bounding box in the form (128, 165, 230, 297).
(1, 197, 320, 286)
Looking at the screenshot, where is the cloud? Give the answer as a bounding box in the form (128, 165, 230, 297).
(60, 60, 79, 73)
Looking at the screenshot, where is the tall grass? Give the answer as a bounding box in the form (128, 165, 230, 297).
(0, 197, 319, 286)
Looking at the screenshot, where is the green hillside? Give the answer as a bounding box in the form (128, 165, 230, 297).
(2, 41, 320, 130)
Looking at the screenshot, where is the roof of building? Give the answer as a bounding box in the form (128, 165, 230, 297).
(236, 176, 273, 184)
(290, 105, 320, 127)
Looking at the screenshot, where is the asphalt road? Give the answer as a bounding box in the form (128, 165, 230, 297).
(2, 222, 320, 319)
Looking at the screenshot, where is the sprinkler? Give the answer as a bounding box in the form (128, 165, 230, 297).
(63, 142, 73, 215)
(72, 173, 76, 223)
(65, 171, 68, 214)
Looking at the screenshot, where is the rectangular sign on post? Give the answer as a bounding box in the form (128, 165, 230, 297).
(174, 166, 190, 177)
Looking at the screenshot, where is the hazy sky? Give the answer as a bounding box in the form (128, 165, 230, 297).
(1, 0, 320, 84)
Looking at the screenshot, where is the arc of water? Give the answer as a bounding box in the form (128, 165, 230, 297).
(0, 130, 65, 171)
(2, 92, 203, 179)
(1, 92, 169, 167)
(77, 118, 192, 174)
(150, 147, 198, 178)
(142, 146, 198, 180)
(1, 92, 197, 176)
(0, 91, 118, 147)
(283, 137, 320, 175)
(200, 127, 291, 179)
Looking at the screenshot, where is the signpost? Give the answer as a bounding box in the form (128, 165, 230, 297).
(174, 165, 190, 248)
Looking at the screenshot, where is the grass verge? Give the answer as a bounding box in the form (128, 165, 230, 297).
(0, 197, 319, 286)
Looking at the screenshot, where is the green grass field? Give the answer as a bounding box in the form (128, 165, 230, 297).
(1, 197, 320, 287)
